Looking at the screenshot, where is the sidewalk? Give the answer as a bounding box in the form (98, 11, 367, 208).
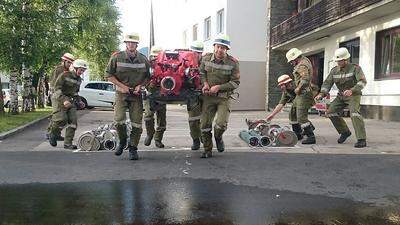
(24, 105, 400, 155)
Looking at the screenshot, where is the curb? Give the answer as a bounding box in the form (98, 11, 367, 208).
(0, 114, 51, 140)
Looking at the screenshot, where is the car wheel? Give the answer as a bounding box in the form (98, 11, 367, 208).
(81, 98, 88, 109)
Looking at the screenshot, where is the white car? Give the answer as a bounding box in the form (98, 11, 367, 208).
(79, 81, 115, 108)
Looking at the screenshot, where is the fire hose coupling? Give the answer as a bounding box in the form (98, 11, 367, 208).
(78, 123, 120, 151)
(239, 119, 298, 147)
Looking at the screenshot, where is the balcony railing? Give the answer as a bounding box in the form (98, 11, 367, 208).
(271, 0, 384, 47)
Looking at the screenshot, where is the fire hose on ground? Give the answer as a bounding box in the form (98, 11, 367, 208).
(77, 122, 131, 151)
(239, 119, 298, 148)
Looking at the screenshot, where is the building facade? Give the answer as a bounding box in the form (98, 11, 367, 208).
(181, 0, 268, 110)
(268, 0, 400, 121)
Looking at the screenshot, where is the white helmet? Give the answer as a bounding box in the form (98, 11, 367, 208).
(123, 32, 140, 43)
(286, 48, 302, 62)
(72, 59, 88, 69)
(150, 46, 163, 56)
(61, 53, 75, 63)
(334, 47, 351, 61)
(213, 34, 231, 49)
(190, 40, 204, 53)
(277, 74, 293, 86)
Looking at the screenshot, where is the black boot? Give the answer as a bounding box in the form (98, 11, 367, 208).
(291, 123, 303, 141)
(115, 139, 127, 156)
(56, 135, 65, 141)
(354, 139, 366, 148)
(129, 146, 139, 160)
(64, 144, 77, 150)
(49, 134, 57, 147)
(144, 135, 153, 146)
(155, 140, 165, 148)
(338, 131, 352, 144)
(191, 138, 200, 150)
(302, 125, 316, 144)
(215, 138, 225, 152)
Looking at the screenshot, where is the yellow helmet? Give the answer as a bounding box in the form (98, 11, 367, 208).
(190, 40, 204, 53)
(277, 74, 292, 86)
(61, 53, 75, 62)
(213, 34, 231, 49)
(150, 46, 163, 56)
(286, 48, 302, 62)
(72, 59, 88, 69)
(123, 32, 140, 43)
(334, 47, 351, 61)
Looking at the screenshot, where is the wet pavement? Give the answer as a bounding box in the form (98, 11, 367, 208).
(2, 107, 400, 224)
(0, 178, 399, 225)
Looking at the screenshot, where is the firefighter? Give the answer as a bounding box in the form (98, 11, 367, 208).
(46, 53, 75, 141)
(284, 48, 316, 144)
(266, 74, 306, 142)
(199, 34, 240, 158)
(187, 40, 204, 150)
(190, 40, 204, 55)
(315, 47, 367, 148)
(48, 59, 87, 149)
(106, 33, 151, 160)
(143, 46, 167, 148)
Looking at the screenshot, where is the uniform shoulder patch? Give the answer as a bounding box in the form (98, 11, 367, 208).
(202, 53, 213, 61)
(228, 55, 238, 63)
(111, 51, 121, 57)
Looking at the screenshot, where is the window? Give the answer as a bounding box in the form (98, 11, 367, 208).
(339, 38, 360, 64)
(375, 26, 400, 80)
(204, 17, 211, 40)
(85, 83, 102, 90)
(103, 83, 115, 92)
(192, 24, 198, 41)
(306, 0, 321, 8)
(297, 0, 321, 11)
(217, 9, 224, 34)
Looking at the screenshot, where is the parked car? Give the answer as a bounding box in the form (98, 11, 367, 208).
(79, 81, 115, 108)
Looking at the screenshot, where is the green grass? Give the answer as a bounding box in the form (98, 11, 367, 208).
(0, 107, 52, 133)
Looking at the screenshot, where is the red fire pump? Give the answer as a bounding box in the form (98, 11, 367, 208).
(147, 50, 202, 110)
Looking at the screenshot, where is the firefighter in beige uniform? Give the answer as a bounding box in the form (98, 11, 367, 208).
(106, 33, 150, 160)
(315, 47, 367, 148)
(48, 59, 87, 149)
(143, 46, 167, 148)
(47, 53, 75, 141)
(187, 40, 204, 150)
(199, 34, 240, 158)
(284, 48, 317, 144)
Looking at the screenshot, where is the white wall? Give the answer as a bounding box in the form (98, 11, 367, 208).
(297, 13, 400, 106)
(181, 0, 227, 52)
(227, 0, 267, 61)
(180, 0, 267, 110)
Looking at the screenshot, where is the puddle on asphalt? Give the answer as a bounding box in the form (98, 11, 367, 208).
(0, 178, 399, 225)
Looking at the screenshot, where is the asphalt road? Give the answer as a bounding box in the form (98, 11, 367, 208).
(0, 107, 399, 225)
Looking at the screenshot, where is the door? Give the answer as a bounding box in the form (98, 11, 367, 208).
(307, 51, 324, 90)
(83, 82, 105, 107)
(100, 83, 115, 107)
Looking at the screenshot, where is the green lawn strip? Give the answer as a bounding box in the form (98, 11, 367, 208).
(0, 107, 52, 133)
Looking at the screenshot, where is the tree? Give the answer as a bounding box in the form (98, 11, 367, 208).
(0, 76, 4, 113)
(0, 0, 121, 112)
